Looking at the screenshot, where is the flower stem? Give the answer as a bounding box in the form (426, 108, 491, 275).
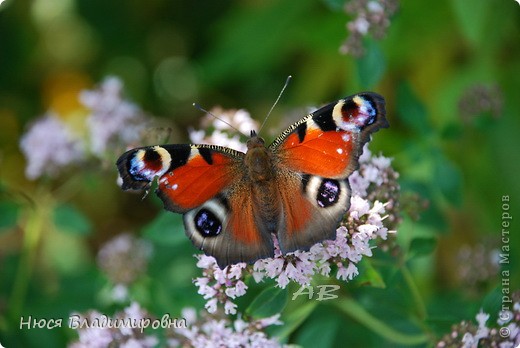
(332, 298, 428, 345)
(400, 262, 428, 320)
(9, 201, 47, 319)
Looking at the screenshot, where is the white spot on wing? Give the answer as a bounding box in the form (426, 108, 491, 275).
(339, 121, 360, 132)
(306, 119, 319, 131)
(353, 95, 371, 116)
(153, 146, 173, 176)
(332, 101, 345, 126)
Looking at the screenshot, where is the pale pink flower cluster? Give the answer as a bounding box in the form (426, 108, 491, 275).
(436, 299, 520, 348)
(458, 83, 503, 123)
(348, 144, 392, 196)
(253, 236, 317, 287)
(70, 303, 283, 348)
(188, 108, 259, 153)
(70, 302, 284, 347)
(193, 144, 394, 312)
(20, 77, 147, 180)
(461, 310, 491, 348)
(97, 233, 153, 302)
(80, 77, 147, 157)
(20, 113, 85, 179)
(193, 256, 248, 315)
(456, 243, 500, 291)
(69, 302, 158, 348)
(170, 308, 283, 348)
(340, 0, 399, 57)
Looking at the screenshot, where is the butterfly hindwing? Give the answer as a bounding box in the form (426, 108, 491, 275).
(183, 190, 275, 267)
(273, 171, 351, 253)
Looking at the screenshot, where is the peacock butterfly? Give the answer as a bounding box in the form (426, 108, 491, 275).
(116, 93, 388, 267)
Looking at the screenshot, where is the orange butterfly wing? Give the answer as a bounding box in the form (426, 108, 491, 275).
(117, 144, 238, 212)
(269, 93, 388, 253)
(271, 93, 388, 178)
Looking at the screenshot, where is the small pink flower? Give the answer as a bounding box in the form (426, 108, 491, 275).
(224, 300, 238, 315)
(204, 298, 218, 313)
(337, 262, 359, 281)
(372, 155, 392, 169)
(196, 255, 217, 269)
(349, 195, 371, 219)
(256, 314, 282, 328)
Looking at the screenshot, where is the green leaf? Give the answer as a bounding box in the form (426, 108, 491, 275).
(356, 40, 386, 89)
(0, 201, 19, 231)
(421, 200, 448, 232)
(396, 82, 430, 134)
(294, 309, 340, 347)
(451, 0, 491, 47)
(440, 123, 463, 140)
(246, 286, 288, 319)
(269, 298, 318, 340)
(322, 0, 345, 11)
(201, 0, 313, 84)
(355, 259, 386, 288)
(482, 286, 503, 315)
(433, 154, 463, 206)
(42, 228, 91, 274)
(142, 211, 186, 246)
(408, 237, 437, 258)
(53, 204, 92, 236)
(399, 180, 448, 232)
(334, 298, 428, 345)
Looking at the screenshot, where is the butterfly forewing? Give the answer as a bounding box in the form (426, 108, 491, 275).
(117, 144, 243, 212)
(270, 92, 387, 179)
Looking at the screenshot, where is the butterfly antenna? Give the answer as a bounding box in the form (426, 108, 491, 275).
(192, 103, 247, 138)
(258, 75, 292, 134)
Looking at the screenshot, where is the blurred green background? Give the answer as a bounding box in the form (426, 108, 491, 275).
(1, 0, 519, 346)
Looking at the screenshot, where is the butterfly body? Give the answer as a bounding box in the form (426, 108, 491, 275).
(117, 93, 388, 267)
(244, 134, 274, 182)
